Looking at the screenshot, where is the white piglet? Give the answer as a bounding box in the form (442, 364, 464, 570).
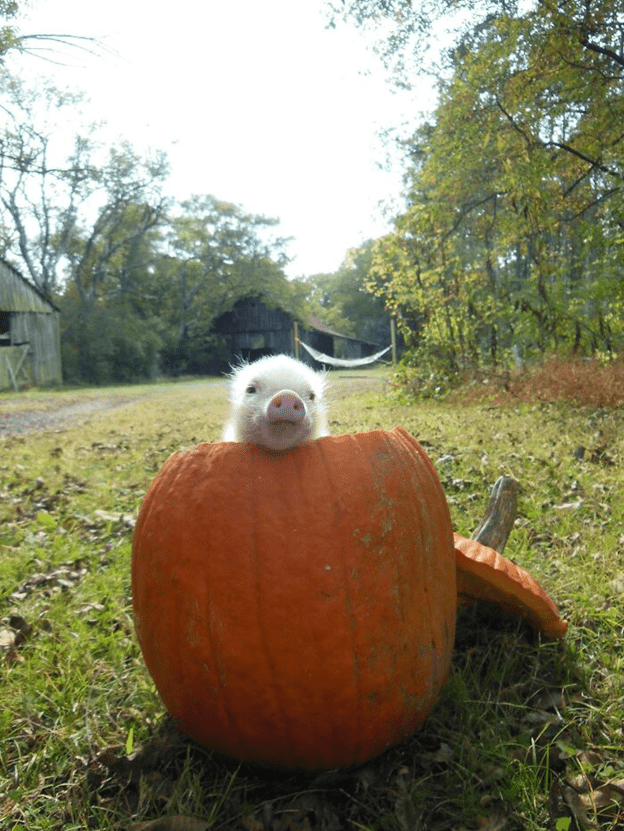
(223, 354, 329, 452)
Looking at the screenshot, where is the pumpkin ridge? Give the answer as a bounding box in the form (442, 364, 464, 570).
(178, 446, 246, 751)
(392, 432, 436, 695)
(390, 430, 433, 708)
(190, 449, 246, 754)
(314, 436, 364, 763)
(201, 580, 239, 745)
(381, 431, 414, 627)
(389, 428, 457, 706)
(248, 452, 299, 763)
(213, 462, 260, 760)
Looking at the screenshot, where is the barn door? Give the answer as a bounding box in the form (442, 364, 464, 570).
(4, 345, 31, 391)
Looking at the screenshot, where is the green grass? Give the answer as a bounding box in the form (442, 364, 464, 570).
(1, 369, 623, 830)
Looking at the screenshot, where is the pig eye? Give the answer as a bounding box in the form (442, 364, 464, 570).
(308, 391, 316, 401)
(246, 385, 257, 394)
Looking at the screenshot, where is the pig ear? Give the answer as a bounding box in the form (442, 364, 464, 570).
(454, 533, 568, 638)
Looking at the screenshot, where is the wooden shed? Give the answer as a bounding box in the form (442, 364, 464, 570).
(212, 296, 296, 363)
(212, 296, 383, 370)
(0, 259, 62, 390)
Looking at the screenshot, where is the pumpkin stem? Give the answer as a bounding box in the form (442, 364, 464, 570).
(470, 476, 520, 554)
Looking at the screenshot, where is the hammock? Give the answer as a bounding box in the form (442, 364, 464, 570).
(298, 340, 391, 368)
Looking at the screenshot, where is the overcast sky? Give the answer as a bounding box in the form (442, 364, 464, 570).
(10, 0, 435, 277)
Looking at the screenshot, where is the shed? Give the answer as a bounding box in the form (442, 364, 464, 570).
(0, 259, 62, 390)
(212, 296, 383, 370)
(213, 296, 296, 363)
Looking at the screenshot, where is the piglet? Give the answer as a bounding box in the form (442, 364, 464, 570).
(223, 354, 328, 452)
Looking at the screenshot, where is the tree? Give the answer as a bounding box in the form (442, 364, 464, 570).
(1, 70, 169, 302)
(59, 190, 169, 384)
(1, 0, 101, 63)
(347, 0, 624, 377)
(305, 241, 392, 345)
(0, 0, 19, 56)
(328, 0, 521, 84)
(0, 67, 173, 382)
(59, 143, 169, 331)
(155, 195, 297, 374)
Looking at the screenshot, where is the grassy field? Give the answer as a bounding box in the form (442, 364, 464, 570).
(1, 367, 623, 830)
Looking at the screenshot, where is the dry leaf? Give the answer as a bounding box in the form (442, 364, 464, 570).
(561, 785, 596, 830)
(0, 615, 33, 661)
(579, 781, 624, 815)
(127, 816, 209, 831)
(394, 767, 420, 831)
(93, 509, 136, 527)
(241, 816, 264, 831)
(477, 798, 508, 831)
(0, 627, 19, 661)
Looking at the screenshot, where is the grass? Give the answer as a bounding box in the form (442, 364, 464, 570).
(1, 366, 623, 830)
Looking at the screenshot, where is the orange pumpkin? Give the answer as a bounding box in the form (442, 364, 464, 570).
(131, 427, 456, 770)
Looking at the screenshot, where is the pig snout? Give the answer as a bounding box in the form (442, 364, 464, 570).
(267, 390, 305, 424)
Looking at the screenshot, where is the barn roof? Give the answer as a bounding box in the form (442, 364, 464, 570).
(307, 314, 378, 347)
(307, 314, 346, 338)
(0, 259, 59, 313)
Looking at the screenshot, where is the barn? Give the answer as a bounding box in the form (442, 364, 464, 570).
(212, 296, 385, 369)
(213, 296, 295, 363)
(0, 259, 62, 391)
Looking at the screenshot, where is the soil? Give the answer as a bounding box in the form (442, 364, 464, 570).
(0, 372, 387, 438)
(0, 394, 148, 437)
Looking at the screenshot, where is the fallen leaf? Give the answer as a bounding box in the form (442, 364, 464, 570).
(561, 785, 596, 830)
(10, 562, 89, 601)
(477, 797, 508, 830)
(93, 509, 136, 527)
(394, 768, 419, 831)
(0, 615, 33, 662)
(0, 627, 19, 661)
(127, 815, 209, 831)
(588, 782, 624, 812)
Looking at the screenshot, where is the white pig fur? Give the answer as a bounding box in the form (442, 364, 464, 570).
(223, 354, 328, 452)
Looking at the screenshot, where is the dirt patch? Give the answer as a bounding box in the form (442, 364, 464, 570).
(0, 372, 387, 438)
(0, 395, 148, 437)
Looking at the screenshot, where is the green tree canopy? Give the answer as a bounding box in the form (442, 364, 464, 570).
(304, 241, 392, 344)
(343, 0, 624, 378)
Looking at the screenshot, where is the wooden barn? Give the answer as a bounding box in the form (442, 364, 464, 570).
(213, 296, 295, 363)
(212, 296, 384, 369)
(0, 259, 62, 391)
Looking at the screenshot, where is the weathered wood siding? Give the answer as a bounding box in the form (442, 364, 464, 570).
(0, 259, 62, 390)
(214, 297, 295, 361)
(0, 261, 52, 313)
(212, 296, 381, 370)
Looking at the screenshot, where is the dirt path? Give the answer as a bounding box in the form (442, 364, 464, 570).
(0, 393, 153, 436)
(0, 372, 387, 438)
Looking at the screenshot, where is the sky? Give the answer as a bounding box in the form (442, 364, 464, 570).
(9, 0, 436, 278)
